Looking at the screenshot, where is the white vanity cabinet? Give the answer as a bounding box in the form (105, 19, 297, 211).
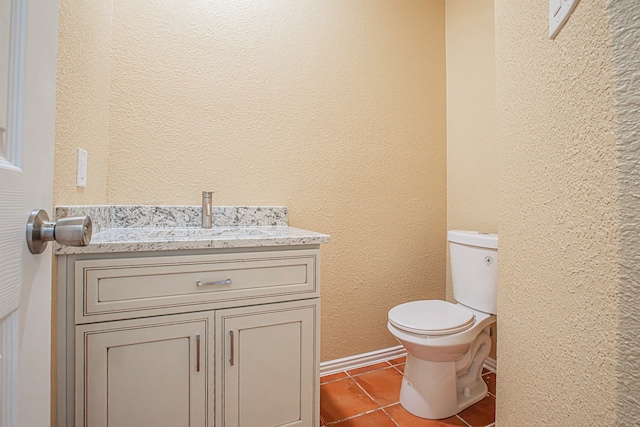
(215, 301, 318, 427)
(58, 247, 321, 427)
(75, 312, 213, 427)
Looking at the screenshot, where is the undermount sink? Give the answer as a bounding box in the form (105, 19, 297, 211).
(145, 227, 273, 238)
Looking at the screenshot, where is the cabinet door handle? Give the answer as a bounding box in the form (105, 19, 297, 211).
(229, 330, 234, 366)
(196, 279, 232, 287)
(196, 334, 201, 372)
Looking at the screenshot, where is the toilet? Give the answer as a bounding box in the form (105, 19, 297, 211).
(387, 230, 497, 420)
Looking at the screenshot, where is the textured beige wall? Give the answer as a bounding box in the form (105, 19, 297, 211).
(54, 0, 112, 205)
(444, 0, 497, 359)
(54, 0, 447, 361)
(495, 1, 620, 424)
(445, 0, 497, 237)
(610, 1, 640, 424)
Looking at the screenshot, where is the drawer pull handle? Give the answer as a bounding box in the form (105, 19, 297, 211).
(196, 279, 232, 287)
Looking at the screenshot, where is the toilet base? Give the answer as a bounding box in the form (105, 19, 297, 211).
(399, 355, 488, 420)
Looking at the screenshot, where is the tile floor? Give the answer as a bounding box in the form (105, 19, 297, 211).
(320, 356, 496, 427)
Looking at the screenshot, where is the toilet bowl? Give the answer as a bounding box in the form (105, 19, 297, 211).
(387, 231, 498, 420)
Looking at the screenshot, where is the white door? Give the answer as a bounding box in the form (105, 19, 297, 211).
(0, 1, 58, 426)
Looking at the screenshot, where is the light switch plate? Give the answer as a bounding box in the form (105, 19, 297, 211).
(549, 0, 580, 39)
(76, 148, 87, 187)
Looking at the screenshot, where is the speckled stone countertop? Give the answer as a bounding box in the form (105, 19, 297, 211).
(54, 205, 329, 255)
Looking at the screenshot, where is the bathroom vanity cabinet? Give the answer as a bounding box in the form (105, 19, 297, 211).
(58, 247, 322, 427)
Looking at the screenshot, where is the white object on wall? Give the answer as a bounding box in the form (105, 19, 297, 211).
(549, 0, 581, 39)
(77, 148, 87, 187)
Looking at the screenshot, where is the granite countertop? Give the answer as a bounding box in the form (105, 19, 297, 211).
(54, 205, 330, 255)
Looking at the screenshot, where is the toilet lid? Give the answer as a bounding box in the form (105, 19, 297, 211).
(388, 300, 475, 335)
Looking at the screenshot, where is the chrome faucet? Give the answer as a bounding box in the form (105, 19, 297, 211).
(202, 191, 214, 229)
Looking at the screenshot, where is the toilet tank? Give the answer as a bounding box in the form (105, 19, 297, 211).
(448, 230, 498, 315)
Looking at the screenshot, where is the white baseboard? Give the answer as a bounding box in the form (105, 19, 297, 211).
(320, 345, 407, 376)
(484, 356, 497, 373)
(320, 347, 498, 376)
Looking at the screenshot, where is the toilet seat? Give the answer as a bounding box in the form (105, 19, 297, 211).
(388, 300, 475, 335)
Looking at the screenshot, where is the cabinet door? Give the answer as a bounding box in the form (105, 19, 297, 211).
(216, 299, 319, 427)
(75, 313, 214, 427)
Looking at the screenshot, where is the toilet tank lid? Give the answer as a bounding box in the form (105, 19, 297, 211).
(448, 230, 498, 249)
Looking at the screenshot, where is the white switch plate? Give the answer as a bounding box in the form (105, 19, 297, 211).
(76, 148, 87, 187)
(549, 0, 580, 39)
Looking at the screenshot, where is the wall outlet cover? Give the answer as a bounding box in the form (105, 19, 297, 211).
(77, 148, 87, 187)
(549, 0, 580, 39)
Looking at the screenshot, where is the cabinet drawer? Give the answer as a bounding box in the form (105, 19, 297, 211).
(75, 249, 319, 323)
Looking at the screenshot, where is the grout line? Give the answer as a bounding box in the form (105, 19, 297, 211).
(387, 357, 406, 365)
(322, 365, 403, 425)
(350, 373, 389, 408)
(379, 402, 400, 410)
(323, 374, 390, 426)
(349, 367, 402, 426)
(324, 406, 383, 426)
(320, 375, 350, 386)
(348, 365, 406, 409)
(380, 407, 400, 427)
(456, 414, 472, 427)
(391, 364, 404, 375)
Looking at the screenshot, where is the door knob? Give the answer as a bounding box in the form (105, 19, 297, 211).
(26, 209, 92, 254)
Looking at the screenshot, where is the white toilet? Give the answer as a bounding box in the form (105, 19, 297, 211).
(387, 230, 497, 420)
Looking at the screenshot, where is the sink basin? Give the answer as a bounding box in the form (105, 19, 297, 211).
(146, 227, 273, 239)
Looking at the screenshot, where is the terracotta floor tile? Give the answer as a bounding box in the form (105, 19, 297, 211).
(322, 371, 349, 384)
(320, 378, 379, 424)
(320, 360, 497, 427)
(330, 409, 396, 427)
(457, 394, 496, 427)
(483, 373, 496, 396)
(347, 362, 391, 377)
(352, 367, 403, 407)
(388, 356, 407, 365)
(384, 404, 468, 427)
